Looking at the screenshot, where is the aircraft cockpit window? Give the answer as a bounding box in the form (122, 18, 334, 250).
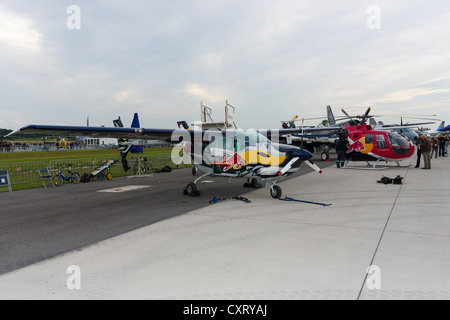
(235, 131, 270, 151)
(387, 132, 410, 147)
(376, 134, 387, 149)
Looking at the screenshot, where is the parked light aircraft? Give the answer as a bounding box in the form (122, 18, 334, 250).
(7, 119, 331, 199)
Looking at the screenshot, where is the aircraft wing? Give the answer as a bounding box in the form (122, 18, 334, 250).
(375, 122, 436, 130)
(6, 124, 343, 143)
(6, 124, 183, 142)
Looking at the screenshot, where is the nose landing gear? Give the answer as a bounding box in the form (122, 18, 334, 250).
(270, 185, 282, 199)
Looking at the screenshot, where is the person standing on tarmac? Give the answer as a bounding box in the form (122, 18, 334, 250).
(414, 135, 423, 168)
(420, 134, 432, 169)
(335, 134, 348, 168)
(431, 137, 439, 159)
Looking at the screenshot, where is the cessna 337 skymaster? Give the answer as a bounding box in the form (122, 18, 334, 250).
(7, 121, 326, 199)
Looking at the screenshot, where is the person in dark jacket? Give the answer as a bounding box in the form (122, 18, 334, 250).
(438, 134, 445, 157)
(420, 134, 432, 169)
(335, 134, 348, 168)
(414, 135, 422, 168)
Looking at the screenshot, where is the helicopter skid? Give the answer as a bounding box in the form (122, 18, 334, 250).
(341, 159, 411, 170)
(341, 165, 387, 170)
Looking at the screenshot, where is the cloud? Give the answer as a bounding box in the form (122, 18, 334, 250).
(0, 5, 43, 53)
(2, 1, 450, 131)
(377, 88, 450, 104)
(114, 90, 145, 105)
(185, 84, 225, 103)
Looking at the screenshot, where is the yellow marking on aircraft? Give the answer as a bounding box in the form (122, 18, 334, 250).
(242, 150, 286, 166)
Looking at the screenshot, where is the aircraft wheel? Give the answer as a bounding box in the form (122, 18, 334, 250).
(270, 185, 282, 199)
(185, 182, 200, 197)
(321, 152, 329, 161)
(250, 178, 262, 188)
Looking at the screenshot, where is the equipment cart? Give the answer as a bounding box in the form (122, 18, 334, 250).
(90, 160, 117, 181)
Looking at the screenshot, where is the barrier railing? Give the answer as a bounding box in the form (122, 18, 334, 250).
(0, 161, 49, 187)
(0, 153, 190, 191)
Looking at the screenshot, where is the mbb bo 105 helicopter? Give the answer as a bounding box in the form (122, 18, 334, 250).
(323, 107, 416, 169)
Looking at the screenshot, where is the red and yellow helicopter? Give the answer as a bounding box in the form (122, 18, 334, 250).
(339, 122, 415, 169)
(300, 107, 416, 169)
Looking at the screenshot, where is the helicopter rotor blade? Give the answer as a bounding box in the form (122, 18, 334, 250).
(360, 107, 372, 124)
(341, 108, 358, 124)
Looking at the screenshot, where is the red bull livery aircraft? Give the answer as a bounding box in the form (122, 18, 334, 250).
(7, 120, 331, 199)
(339, 122, 415, 169)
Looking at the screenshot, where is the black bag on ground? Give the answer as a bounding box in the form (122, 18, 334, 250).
(81, 173, 91, 183)
(377, 176, 393, 184)
(393, 175, 403, 185)
(377, 175, 403, 185)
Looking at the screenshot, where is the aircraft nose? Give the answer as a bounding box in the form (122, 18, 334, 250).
(291, 148, 313, 161)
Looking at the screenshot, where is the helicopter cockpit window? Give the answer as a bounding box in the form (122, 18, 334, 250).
(376, 134, 387, 149)
(387, 132, 410, 147)
(365, 134, 374, 144)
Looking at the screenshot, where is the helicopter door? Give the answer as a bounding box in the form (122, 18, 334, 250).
(376, 134, 388, 149)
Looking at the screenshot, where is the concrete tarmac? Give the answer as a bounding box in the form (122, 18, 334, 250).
(0, 154, 449, 300)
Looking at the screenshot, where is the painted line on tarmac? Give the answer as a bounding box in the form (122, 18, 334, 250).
(97, 185, 151, 193)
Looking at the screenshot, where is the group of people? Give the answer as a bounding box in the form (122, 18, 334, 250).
(415, 133, 449, 169)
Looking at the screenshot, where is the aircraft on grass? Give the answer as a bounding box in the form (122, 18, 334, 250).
(7, 115, 332, 199)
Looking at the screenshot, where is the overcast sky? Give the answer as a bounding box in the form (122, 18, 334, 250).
(1, 0, 449, 131)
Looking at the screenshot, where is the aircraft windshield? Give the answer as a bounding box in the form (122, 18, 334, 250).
(207, 131, 270, 152)
(236, 131, 270, 150)
(387, 132, 410, 147)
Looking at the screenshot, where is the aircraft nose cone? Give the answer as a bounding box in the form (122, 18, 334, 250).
(292, 148, 313, 161)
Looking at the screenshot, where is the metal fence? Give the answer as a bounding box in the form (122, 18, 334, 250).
(0, 161, 49, 188)
(0, 152, 189, 191)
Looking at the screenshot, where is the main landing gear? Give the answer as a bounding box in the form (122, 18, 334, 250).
(183, 182, 201, 197)
(183, 172, 211, 197)
(183, 174, 283, 200)
(243, 178, 262, 189)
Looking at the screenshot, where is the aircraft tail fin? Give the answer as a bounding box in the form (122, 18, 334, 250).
(327, 105, 336, 126)
(131, 113, 140, 128)
(113, 116, 124, 128)
(177, 121, 190, 129)
(113, 113, 142, 172)
(438, 121, 445, 130)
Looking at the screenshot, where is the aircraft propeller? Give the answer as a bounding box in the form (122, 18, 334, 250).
(340, 107, 373, 125)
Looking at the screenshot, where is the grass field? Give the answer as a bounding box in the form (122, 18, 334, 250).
(0, 147, 174, 163)
(0, 146, 185, 191)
